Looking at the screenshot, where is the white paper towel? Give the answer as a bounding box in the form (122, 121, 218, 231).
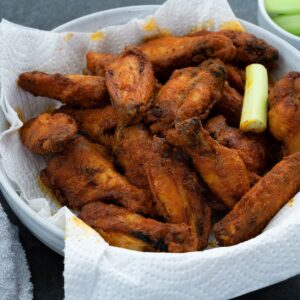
(0, 0, 299, 299)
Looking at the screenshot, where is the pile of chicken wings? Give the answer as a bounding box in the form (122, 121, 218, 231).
(18, 29, 300, 252)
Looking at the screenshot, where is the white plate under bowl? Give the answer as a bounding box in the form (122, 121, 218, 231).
(0, 5, 300, 260)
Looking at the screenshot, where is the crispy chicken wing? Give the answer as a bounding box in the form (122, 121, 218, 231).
(114, 125, 211, 250)
(80, 202, 193, 252)
(220, 30, 279, 67)
(167, 117, 251, 209)
(20, 113, 77, 155)
(105, 47, 155, 126)
(214, 151, 300, 246)
(213, 82, 243, 126)
(56, 105, 117, 149)
(86, 52, 115, 76)
(205, 115, 267, 174)
(268, 72, 300, 154)
(146, 59, 226, 136)
(18, 72, 108, 108)
(225, 64, 245, 94)
(139, 33, 236, 79)
(40, 136, 154, 215)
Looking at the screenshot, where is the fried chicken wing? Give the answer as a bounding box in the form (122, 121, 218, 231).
(225, 64, 245, 94)
(20, 113, 77, 155)
(213, 82, 243, 126)
(167, 117, 251, 209)
(86, 52, 115, 76)
(80, 202, 192, 252)
(214, 151, 300, 246)
(139, 33, 236, 79)
(18, 72, 108, 108)
(105, 47, 155, 125)
(268, 72, 300, 154)
(56, 105, 117, 149)
(114, 125, 211, 250)
(146, 59, 226, 136)
(220, 30, 279, 67)
(40, 136, 153, 215)
(205, 115, 267, 174)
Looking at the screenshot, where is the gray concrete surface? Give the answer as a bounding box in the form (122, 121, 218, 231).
(0, 0, 299, 299)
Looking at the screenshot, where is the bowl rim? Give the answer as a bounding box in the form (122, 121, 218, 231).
(1, 4, 300, 254)
(258, 0, 300, 42)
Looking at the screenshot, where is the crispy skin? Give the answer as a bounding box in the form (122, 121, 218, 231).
(114, 125, 211, 250)
(18, 72, 108, 108)
(147, 59, 226, 136)
(268, 72, 300, 153)
(57, 105, 117, 149)
(139, 33, 236, 79)
(214, 82, 243, 126)
(105, 47, 155, 126)
(225, 64, 245, 94)
(205, 115, 267, 174)
(40, 136, 153, 215)
(220, 30, 279, 67)
(80, 202, 193, 252)
(214, 152, 300, 246)
(86, 52, 115, 76)
(20, 113, 77, 155)
(167, 117, 251, 209)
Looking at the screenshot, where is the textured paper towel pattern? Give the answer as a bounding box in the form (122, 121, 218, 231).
(0, 0, 299, 299)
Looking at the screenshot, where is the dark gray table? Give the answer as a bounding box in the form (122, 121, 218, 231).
(0, 0, 299, 299)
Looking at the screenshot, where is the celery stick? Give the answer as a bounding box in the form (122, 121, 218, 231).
(272, 14, 300, 36)
(240, 64, 268, 133)
(265, 0, 300, 14)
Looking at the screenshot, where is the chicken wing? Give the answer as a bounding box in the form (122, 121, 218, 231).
(220, 30, 279, 67)
(18, 72, 108, 108)
(114, 125, 211, 250)
(139, 33, 236, 79)
(213, 82, 243, 126)
(40, 136, 154, 215)
(268, 72, 300, 154)
(20, 113, 77, 155)
(80, 202, 193, 252)
(205, 115, 267, 174)
(105, 47, 155, 125)
(225, 64, 245, 94)
(86, 52, 115, 76)
(56, 105, 117, 149)
(167, 117, 251, 209)
(146, 59, 226, 136)
(214, 151, 300, 246)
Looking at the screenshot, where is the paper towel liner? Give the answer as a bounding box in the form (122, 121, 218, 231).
(0, 0, 299, 299)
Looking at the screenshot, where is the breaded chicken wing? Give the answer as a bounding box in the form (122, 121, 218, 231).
(114, 125, 211, 250)
(225, 64, 245, 94)
(268, 72, 300, 153)
(139, 33, 236, 79)
(214, 151, 300, 246)
(167, 117, 251, 209)
(40, 136, 154, 215)
(205, 115, 267, 174)
(213, 82, 243, 126)
(146, 59, 226, 136)
(80, 202, 193, 252)
(18, 72, 108, 108)
(20, 113, 77, 155)
(86, 52, 115, 76)
(56, 105, 117, 149)
(220, 30, 279, 67)
(105, 47, 155, 126)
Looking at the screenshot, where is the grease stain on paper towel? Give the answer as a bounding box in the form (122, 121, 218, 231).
(90, 31, 106, 42)
(15, 107, 25, 123)
(220, 20, 245, 31)
(143, 17, 171, 38)
(37, 175, 62, 208)
(189, 19, 215, 34)
(288, 197, 295, 207)
(64, 33, 74, 42)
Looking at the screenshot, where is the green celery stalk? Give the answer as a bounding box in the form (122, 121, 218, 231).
(265, 0, 300, 14)
(272, 14, 300, 36)
(240, 64, 268, 133)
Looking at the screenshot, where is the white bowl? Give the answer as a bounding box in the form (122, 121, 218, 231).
(1, 5, 300, 257)
(258, 0, 300, 49)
